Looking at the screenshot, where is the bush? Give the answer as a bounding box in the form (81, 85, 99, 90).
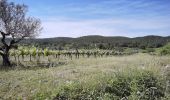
(105, 75, 132, 98)
(52, 69, 166, 100)
(105, 70, 166, 100)
(136, 71, 165, 99)
(159, 43, 170, 55)
(53, 82, 104, 100)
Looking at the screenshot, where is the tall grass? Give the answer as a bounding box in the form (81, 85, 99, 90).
(0, 53, 170, 99)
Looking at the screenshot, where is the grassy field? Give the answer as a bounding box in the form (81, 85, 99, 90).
(0, 53, 170, 99)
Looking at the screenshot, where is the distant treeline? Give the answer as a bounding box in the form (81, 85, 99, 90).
(12, 35, 170, 50)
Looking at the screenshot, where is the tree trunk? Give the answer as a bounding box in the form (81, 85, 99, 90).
(2, 54, 11, 66)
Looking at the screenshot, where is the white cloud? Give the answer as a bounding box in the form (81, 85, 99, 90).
(41, 19, 116, 38)
(38, 17, 170, 38)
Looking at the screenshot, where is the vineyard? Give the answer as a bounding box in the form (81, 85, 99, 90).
(0, 44, 169, 100)
(8, 46, 139, 66)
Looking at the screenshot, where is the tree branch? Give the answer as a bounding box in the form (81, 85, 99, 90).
(0, 46, 4, 56)
(0, 47, 3, 51)
(9, 36, 26, 46)
(0, 52, 3, 56)
(0, 31, 9, 47)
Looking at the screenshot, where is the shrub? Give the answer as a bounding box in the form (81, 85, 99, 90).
(136, 71, 165, 100)
(159, 43, 170, 55)
(54, 82, 104, 100)
(53, 70, 166, 99)
(105, 70, 166, 99)
(105, 75, 132, 98)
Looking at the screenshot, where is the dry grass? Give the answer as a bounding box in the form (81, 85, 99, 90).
(0, 53, 170, 99)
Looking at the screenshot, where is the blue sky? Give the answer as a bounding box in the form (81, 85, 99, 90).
(9, 0, 170, 38)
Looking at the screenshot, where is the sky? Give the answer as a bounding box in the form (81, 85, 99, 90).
(8, 0, 170, 38)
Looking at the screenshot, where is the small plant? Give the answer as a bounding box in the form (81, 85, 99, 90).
(19, 47, 25, 61)
(32, 47, 37, 58)
(44, 48, 50, 57)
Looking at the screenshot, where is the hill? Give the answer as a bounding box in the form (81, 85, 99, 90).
(19, 35, 170, 49)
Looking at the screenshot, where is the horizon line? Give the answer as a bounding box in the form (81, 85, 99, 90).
(35, 34, 170, 39)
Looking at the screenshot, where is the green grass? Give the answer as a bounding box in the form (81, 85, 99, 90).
(0, 53, 170, 99)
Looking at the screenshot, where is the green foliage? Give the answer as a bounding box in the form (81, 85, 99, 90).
(136, 71, 165, 100)
(159, 43, 170, 55)
(9, 49, 16, 56)
(52, 69, 166, 100)
(44, 48, 50, 56)
(19, 47, 25, 57)
(37, 48, 43, 56)
(105, 70, 166, 99)
(32, 47, 37, 57)
(54, 82, 104, 100)
(105, 74, 132, 98)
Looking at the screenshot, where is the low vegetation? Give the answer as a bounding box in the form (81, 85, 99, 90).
(0, 54, 170, 99)
(158, 43, 170, 55)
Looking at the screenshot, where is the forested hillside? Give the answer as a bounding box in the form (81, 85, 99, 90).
(18, 35, 170, 49)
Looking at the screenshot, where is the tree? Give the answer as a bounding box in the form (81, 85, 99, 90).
(0, 0, 42, 66)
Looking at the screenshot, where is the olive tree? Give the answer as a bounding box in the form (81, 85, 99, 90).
(0, 0, 42, 66)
